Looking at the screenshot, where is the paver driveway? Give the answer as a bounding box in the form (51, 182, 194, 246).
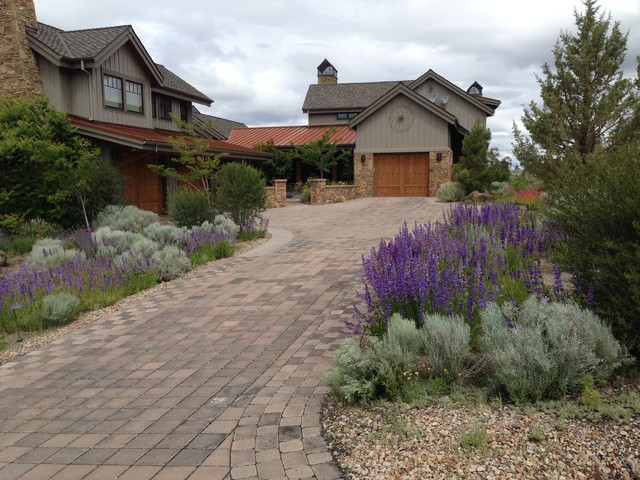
(0, 198, 447, 480)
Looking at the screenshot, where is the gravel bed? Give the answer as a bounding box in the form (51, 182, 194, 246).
(322, 392, 640, 480)
(0, 235, 270, 366)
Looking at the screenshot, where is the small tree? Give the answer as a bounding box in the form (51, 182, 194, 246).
(513, 0, 640, 184)
(253, 139, 293, 184)
(148, 116, 225, 208)
(214, 162, 266, 229)
(294, 127, 350, 179)
(0, 96, 120, 228)
(452, 119, 510, 193)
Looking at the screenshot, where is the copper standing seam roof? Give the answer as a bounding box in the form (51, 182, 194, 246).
(69, 115, 270, 160)
(227, 125, 356, 149)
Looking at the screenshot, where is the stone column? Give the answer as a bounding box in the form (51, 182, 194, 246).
(0, 0, 43, 99)
(353, 152, 373, 197)
(309, 179, 326, 205)
(429, 150, 453, 197)
(273, 179, 287, 207)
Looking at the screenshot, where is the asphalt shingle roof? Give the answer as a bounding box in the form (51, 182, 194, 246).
(28, 23, 212, 104)
(302, 81, 406, 111)
(29, 22, 129, 59)
(192, 106, 247, 139)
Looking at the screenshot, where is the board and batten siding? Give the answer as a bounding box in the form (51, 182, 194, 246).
(414, 80, 487, 132)
(90, 44, 155, 128)
(355, 95, 450, 153)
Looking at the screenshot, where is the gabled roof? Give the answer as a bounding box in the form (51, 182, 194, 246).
(349, 84, 459, 129)
(409, 70, 497, 115)
(228, 125, 356, 149)
(27, 22, 212, 105)
(155, 65, 212, 105)
(302, 81, 402, 112)
(69, 115, 270, 161)
(192, 106, 247, 140)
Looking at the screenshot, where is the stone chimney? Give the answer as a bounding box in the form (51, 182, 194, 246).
(0, 0, 43, 99)
(317, 59, 337, 85)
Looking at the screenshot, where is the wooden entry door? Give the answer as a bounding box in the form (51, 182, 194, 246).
(374, 153, 429, 196)
(117, 153, 164, 214)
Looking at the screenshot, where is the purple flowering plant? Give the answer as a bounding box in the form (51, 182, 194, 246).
(353, 203, 566, 338)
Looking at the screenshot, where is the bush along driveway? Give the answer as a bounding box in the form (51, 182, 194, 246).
(0, 198, 447, 480)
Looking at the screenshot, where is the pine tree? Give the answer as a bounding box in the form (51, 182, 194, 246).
(513, 0, 640, 183)
(452, 118, 509, 194)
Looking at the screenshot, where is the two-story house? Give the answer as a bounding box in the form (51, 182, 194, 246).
(3, 0, 268, 215)
(230, 59, 501, 197)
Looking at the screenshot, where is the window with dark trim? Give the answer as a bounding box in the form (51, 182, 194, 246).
(180, 102, 189, 122)
(337, 112, 358, 120)
(158, 95, 172, 120)
(103, 74, 144, 113)
(104, 74, 123, 109)
(126, 80, 143, 113)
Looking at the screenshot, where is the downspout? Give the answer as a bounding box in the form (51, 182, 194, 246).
(80, 60, 94, 121)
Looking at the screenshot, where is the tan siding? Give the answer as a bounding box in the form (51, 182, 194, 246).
(414, 80, 487, 131)
(67, 71, 91, 118)
(355, 95, 450, 152)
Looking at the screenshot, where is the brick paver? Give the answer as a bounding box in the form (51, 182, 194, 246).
(0, 198, 447, 479)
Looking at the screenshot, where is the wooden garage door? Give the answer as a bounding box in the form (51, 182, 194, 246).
(374, 153, 429, 196)
(118, 155, 164, 214)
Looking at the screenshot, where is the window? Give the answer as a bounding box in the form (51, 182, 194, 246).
(103, 74, 123, 109)
(158, 95, 172, 120)
(180, 102, 189, 122)
(104, 74, 144, 113)
(126, 80, 143, 113)
(337, 112, 358, 120)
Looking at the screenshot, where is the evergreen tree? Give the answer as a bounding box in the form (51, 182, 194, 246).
(513, 0, 640, 183)
(452, 118, 510, 194)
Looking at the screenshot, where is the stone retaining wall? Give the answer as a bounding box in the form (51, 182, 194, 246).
(265, 179, 287, 208)
(309, 179, 359, 205)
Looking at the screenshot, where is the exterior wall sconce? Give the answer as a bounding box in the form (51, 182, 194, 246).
(436, 152, 442, 161)
(360, 154, 366, 163)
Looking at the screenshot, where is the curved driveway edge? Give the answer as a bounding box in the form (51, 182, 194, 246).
(0, 198, 447, 480)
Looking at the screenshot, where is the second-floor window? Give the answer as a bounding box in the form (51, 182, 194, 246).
(104, 75, 123, 109)
(157, 95, 172, 120)
(103, 74, 144, 114)
(337, 112, 358, 120)
(180, 102, 189, 122)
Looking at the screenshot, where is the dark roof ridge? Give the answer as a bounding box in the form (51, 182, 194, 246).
(36, 22, 132, 34)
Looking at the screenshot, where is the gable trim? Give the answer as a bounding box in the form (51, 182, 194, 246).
(409, 69, 495, 116)
(348, 84, 458, 129)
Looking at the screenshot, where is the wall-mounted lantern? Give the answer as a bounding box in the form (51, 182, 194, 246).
(360, 154, 366, 164)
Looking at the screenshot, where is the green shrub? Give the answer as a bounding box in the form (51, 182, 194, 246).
(190, 240, 235, 266)
(0, 213, 25, 234)
(93, 205, 158, 232)
(480, 296, 632, 403)
(19, 218, 62, 239)
(94, 227, 142, 254)
(324, 315, 424, 405)
(300, 187, 311, 204)
(167, 188, 216, 227)
(129, 237, 160, 261)
(41, 293, 80, 327)
(30, 238, 86, 269)
(7, 236, 36, 255)
(143, 222, 185, 246)
(547, 144, 640, 358)
(213, 215, 240, 236)
(420, 313, 470, 382)
(151, 245, 191, 282)
(436, 182, 465, 203)
(215, 162, 266, 228)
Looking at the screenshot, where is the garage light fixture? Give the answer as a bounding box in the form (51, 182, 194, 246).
(436, 153, 442, 161)
(360, 154, 366, 163)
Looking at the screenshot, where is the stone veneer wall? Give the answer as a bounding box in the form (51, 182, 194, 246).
(353, 150, 452, 198)
(429, 150, 453, 196)
(264, 179, 287, 208)
(0, 0, 43, 99)
(309, 179, 359, 205)
(353, 152, 374, 197)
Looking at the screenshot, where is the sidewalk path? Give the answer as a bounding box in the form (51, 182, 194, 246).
(0, 198, 447, 480)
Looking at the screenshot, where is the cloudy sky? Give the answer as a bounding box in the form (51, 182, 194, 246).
(34, 0, 639, 157)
